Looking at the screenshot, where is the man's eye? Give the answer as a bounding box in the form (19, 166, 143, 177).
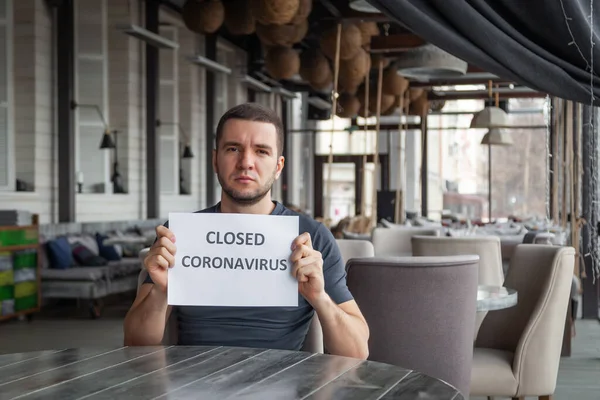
(258, 150, 269, 155)
(226, 147, 238, 152)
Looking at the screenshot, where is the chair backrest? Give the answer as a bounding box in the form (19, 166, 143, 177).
(335, 239, 374, 266)
(371, 227, 440, 256)
(136, 248, 324, 352)
(411, 235, 504, 338)
(346, 255, 479, 397)
(475, 244, 575, 396)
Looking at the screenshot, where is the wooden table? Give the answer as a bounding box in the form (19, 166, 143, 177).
(0, 346, 464, 399)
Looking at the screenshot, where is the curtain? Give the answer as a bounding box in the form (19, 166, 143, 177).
(369, 0, 600, 106)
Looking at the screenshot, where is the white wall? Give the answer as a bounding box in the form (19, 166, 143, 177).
(0, 0, 222, 223)
(0, 0, 56, 223)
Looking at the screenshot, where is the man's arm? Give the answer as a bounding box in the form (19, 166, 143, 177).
(313, 297, 369, 359)
(123, 283, 172, 346)
(291, 227, 369, 359)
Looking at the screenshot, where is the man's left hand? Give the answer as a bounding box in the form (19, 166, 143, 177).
(290, 232, 326, 306)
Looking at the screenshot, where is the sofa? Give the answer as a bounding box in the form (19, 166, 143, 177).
(39, 219, 162, 318)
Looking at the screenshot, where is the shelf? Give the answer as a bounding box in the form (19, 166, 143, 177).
(0, 225, 37, 232)
(0, 244, 39, 252)
(0, 307, 40, 322)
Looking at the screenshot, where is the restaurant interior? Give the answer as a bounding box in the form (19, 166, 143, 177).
(0, 0, 599, 398)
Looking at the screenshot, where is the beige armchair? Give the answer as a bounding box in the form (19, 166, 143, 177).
(470, 244, 575, 400)
(136, 248, 324, 352)
(411, 235, 504, 338)
(335, 239, 374, 266)
(371, 227, 440, 256)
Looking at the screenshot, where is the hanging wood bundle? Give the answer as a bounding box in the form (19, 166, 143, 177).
(409, 92, 429, 116)
(371, 54, 390, 69)
(310, 72, 332, 90)
(182, 0, 225, 34)
(251, 0, 300, 25)
(223, 0, 255, 35)
(256, 23, 293, 46)
(429, 98, 446, 112)
(337, 94, 361, 118)
(409, 88, 424, 102)
(382, 67, 409, 96)
(355, 85, 370, 117)
(320, 22, 362, 61)
(356, 21, 379, 46)
(292, 19, 308, 42)
(291, 0, 312, 24)
(257, 19, 307, 46)
(338, 48, 370, 95)
(299, 48, 332, 87)
(382, 95, 402, 116)
(265, 46, 300, 80)
(369, 91, 395, 114)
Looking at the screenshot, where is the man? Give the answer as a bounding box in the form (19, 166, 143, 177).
(124, 103, 369, 359)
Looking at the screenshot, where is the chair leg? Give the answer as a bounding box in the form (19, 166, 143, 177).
(539, 396, 552, 400)
(511, 398, 524, 400)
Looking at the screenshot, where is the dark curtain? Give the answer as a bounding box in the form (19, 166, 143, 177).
(369, 0, 600, 106)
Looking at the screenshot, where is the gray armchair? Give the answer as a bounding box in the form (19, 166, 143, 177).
(346, 255, 479, 397)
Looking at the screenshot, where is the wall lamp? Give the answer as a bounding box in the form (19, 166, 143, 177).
(156, 120, 194, 158)
(115, 24, 179, 49)
(70, 101, 125, 193)
(187, 55, 232, 75)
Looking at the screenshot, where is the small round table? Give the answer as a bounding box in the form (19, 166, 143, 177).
(477, 285, 518, 311)
(0, 346, 464, 399)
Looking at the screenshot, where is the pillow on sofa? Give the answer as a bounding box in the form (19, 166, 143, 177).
(46, 237, 74, 269)
(67, 234, 99, 256)
(72, 242, 108, 267)
(95, 233, 122, 261)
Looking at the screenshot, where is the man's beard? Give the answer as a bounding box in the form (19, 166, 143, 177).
(216, 168, 277, 206)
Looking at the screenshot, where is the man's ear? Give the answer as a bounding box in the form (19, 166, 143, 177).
(212, 149, 217, 172)
(275, 156, 285, 179)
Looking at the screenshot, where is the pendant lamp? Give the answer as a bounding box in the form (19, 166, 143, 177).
(395, 45, 468, 80)
(481, 128, 513, 145)
(470, 106, 509, 128)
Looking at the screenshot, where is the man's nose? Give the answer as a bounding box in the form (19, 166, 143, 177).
(237, 150, 255, 169)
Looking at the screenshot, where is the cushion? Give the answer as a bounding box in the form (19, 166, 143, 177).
(72, 242, 108, 267)
(67, 234, 99, 256)
(40, 266, 108, 281)
(95, 233, 122, 261)
(46, 237, 74, 269)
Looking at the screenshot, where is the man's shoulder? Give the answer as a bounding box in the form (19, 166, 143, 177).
(275, 204, 333, 246)
(194, 204, 220, 214)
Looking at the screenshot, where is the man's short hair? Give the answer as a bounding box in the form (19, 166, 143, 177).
(215, 103, 284, 156)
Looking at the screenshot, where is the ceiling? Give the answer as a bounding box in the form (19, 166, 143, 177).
(159, 0, 540, 101)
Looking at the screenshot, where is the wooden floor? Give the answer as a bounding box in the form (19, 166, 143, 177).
(0, 302, 598, 400)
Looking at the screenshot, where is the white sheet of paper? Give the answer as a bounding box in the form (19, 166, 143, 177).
(167, 212, 299, 307)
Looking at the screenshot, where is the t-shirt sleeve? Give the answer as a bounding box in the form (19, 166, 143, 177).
(313, 224, 354, 305)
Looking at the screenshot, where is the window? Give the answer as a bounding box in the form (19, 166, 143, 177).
(0, 0, 13, 191)
(159, 26, 179, 195)
(74, 0, 109, 193)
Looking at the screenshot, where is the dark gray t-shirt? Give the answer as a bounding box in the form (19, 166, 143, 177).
(144, 201, 353, 350)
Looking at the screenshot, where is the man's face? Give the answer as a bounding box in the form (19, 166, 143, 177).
(213, 119, 284, 205)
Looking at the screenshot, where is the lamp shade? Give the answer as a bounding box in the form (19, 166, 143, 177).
(470, 106, 509, 128)
(481, 128, 513, 146)
(182, 144, 194, 158)
(348, 0, 380, 13)
(395, 45, 468, 80)
(99, 131, 116, 149)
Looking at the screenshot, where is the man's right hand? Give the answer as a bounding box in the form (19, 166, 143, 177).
(144, 225, 177, 293)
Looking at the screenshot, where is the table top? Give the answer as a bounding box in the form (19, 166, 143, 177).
(0, 346, 464, 400)
(477, 285, 518, 311)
